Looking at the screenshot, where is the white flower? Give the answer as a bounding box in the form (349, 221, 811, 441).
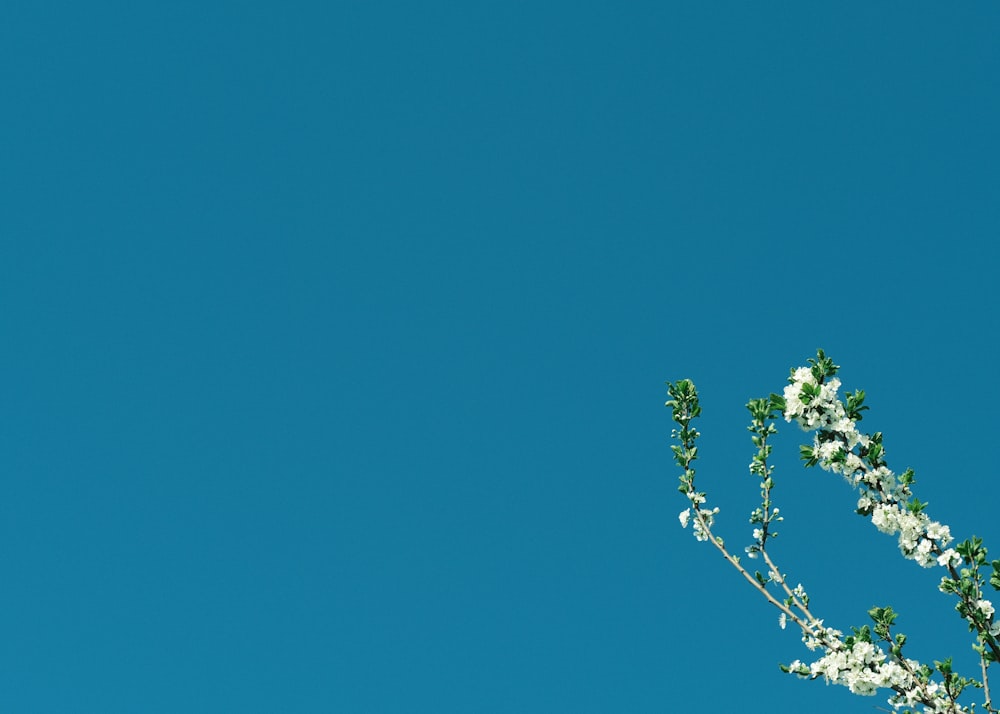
(843, 453, 864, 474)
(977, 600, 995, 618)
(926, 521, 952, 545)
(678, 509, 691, 528)
(816, 440, 842, 470)
(871, 505, 898, 534)
(846, 672, 877, 696)
(785, 659, 809, 679)
(691, 507, 719, 541)
(779, 613, 787, 630)
(880, 661, 912, 688)
(851, 641, 879, 665)
(792, 366, 813, 383)
(936, 549, 961, 567)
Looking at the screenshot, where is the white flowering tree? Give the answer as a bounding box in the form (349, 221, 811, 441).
(667, 350, 1000, 714)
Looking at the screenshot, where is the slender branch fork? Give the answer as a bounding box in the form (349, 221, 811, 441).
(689, 503, 983, 714)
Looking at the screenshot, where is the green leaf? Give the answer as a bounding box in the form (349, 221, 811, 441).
(799, 445, 818, 467)
(935, 658, 953, 676)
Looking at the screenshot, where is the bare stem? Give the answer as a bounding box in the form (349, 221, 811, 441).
(690, 508, 817, 637)
(981, 649, 996, 714)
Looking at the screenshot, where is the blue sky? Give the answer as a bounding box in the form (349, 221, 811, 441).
(2, 2, 999, 712)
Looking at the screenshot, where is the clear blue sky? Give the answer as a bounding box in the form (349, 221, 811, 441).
(2, 2, 998, 712)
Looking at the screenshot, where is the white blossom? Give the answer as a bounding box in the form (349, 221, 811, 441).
(925, 521, 952, 544)
(843, 453, 864, 474)
(690, 507, 719, 542)
(872, 504, 898, 534)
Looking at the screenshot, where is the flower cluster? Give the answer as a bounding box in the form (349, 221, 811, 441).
(783, 366, 855, 434)
(788, 638, 915, 698)
(678, 504, 718, 542)
(785, 612, 977, 714)
(783, 360, 959, 569)
(867, 504, 961, 568)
